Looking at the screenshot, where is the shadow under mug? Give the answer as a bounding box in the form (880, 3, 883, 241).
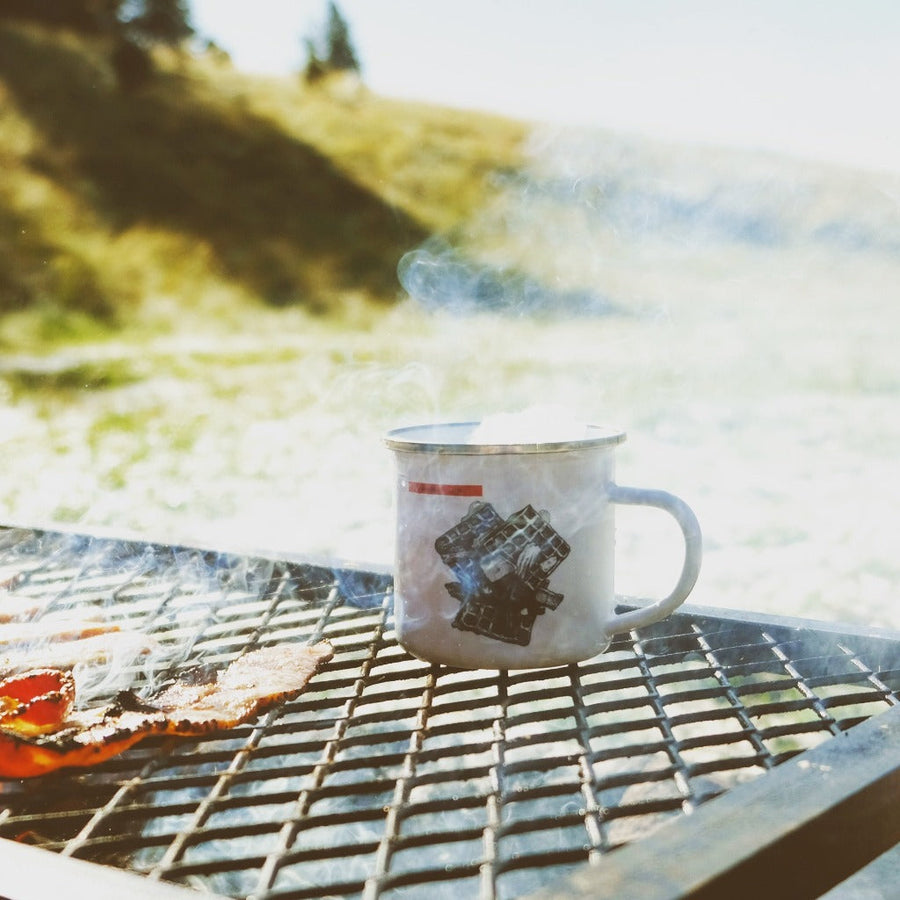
(386, 422, 702, 669)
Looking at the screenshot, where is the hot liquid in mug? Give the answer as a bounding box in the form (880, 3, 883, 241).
(386, 422, 702, 669)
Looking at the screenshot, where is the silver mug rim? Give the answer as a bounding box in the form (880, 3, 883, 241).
(384, 421, 626, 455)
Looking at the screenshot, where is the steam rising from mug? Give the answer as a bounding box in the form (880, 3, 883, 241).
(469, 407, 591, 445)
(397, 238, 617, 317)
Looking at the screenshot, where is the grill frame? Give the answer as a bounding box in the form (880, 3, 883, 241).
(0, 524, 898, 899)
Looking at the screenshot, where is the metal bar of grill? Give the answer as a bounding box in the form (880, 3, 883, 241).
(0, 525, 898, 899)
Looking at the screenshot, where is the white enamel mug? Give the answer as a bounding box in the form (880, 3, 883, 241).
(385, 422, 702, 669)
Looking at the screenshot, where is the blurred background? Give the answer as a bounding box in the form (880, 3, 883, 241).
(1, 1, 898, 626)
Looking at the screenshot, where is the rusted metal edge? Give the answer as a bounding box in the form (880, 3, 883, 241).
(0, 837, 232, 900)
(529, 703, 900, 900)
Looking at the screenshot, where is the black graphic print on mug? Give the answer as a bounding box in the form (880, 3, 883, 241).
(434, 502, 571, 646)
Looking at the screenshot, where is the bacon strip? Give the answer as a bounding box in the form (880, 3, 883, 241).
(0, 630, 159, 674)
(0, 593, 41, 623)
(0, 669, 76, 734)
(0, 642, 333, 778)
(0, 618, 120, 647)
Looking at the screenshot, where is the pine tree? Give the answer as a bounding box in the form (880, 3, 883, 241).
(302, 36, 327, 83)
(123, 0, 193, 46)
(324, 2, 359, 73)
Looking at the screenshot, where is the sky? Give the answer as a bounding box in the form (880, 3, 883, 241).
(190, 1, 900, 174)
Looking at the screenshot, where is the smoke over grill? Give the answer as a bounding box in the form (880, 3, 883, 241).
(0, 530, 279, 708)
(1, 525, 897, 898)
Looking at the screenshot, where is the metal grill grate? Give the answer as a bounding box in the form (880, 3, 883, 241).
(1, 526, 898, 899)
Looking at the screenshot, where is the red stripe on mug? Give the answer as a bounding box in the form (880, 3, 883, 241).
(408, 481, 483, 497)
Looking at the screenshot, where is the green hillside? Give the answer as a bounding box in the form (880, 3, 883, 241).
(0, 20, 527, 347)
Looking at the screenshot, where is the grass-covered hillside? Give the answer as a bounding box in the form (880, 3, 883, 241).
(0, 19, 526, 347)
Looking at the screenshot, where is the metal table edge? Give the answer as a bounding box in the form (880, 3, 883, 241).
(528, 703, 900, 900)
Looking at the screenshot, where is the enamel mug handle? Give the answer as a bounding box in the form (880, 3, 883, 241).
(606, 484, 702, 633)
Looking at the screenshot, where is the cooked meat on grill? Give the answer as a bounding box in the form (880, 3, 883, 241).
(0, 642, 333, 778)
(0, 573, 22, 593)
(0, 579, 77, 621)
(0, 669, 76, 734)
(0, 591, 41, 622)
(0, 617, 120, 647)
(0, 630, 159, 675)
